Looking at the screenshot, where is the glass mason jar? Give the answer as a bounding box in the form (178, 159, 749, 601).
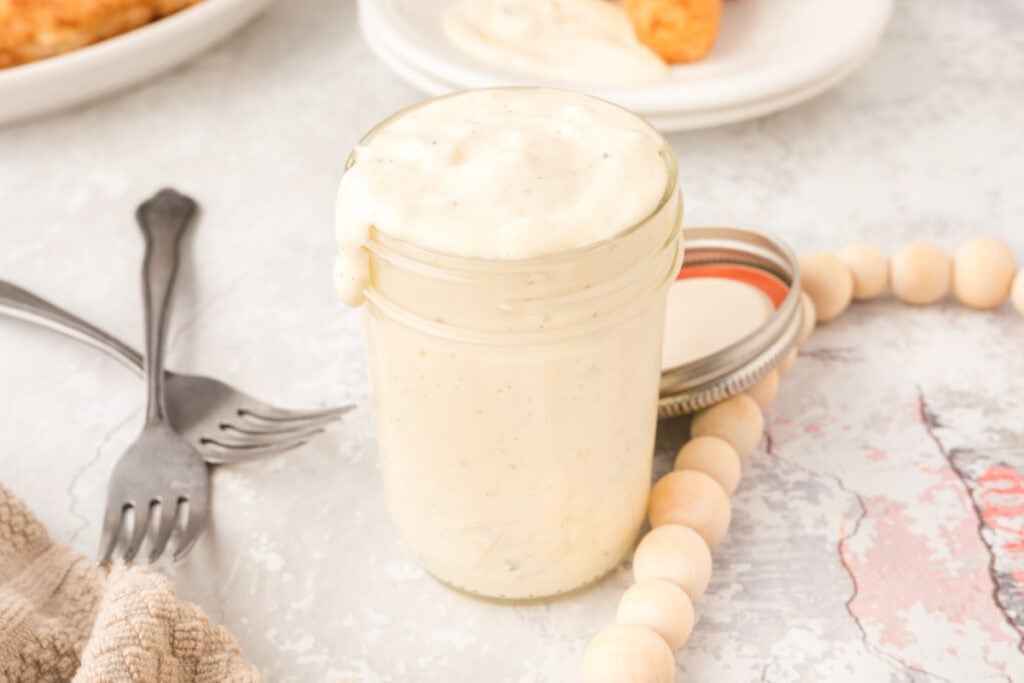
(348, 96, 683, 599)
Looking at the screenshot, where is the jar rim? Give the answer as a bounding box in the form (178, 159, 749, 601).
(346, 87, 679, 272)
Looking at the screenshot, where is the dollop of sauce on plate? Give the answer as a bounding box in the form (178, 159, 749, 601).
(441, 0, 668, 86)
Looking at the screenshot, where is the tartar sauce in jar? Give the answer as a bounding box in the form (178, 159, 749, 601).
(335, 89, 682, 598)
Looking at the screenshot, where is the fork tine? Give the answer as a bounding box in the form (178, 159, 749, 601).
(123, 502, 153, 563)
(200, 436, 313, 464)
(98, 500, 128, 564)
(207, 426, 324, 450)
(225, 413, 340, 435)
(148, 498, 179, 564)
(173, 497, 207, 562)
(239, 403, 353, 424)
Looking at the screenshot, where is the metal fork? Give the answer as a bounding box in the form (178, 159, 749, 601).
(0, 279, 351, 465)
(100, 189, 209, 563)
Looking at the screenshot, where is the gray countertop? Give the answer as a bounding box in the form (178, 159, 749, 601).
(1, 0, 1023, 680)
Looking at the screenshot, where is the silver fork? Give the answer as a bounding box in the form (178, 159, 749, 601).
(0, 285, 351, 465)
(100, 189, 209, 563)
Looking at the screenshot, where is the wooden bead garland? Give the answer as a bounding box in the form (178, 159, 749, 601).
(581, 237, 1024, 680)
(689, 393, 764, 460)
(746, 370, 780, 411)
(1013, 270, 1024, 315)
(890, 242, 952, 305)
(798, 292, 816, 344)
(580, 624, 675, 683)
(648, 470, 732, 547)
(798, 252, 853, 321)
(673, 436, 742, 494)
(616, 579, 695, 651)
(631, 524, 712, 600)
(952, 237, 1016, 310)
(837, 242, 889, 300)
(778, 348, 797, 374)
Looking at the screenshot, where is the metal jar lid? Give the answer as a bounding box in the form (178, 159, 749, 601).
(659, 226, 803, 418)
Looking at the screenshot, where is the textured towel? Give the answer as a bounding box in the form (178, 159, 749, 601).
(0, 485, 260, 682)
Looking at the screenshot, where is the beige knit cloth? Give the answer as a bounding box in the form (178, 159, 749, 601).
(0, 485, 260, 682)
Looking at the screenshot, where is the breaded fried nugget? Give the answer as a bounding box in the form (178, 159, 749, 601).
(623, 0, 722, 64)
(0, 0, 202, 69)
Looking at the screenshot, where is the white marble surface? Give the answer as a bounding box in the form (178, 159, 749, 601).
(2, 0, 1024, 681)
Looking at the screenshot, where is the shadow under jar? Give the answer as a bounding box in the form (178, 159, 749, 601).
(342, 91, 683, 599)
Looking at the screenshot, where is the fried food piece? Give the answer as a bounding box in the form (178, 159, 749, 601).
(623, 0, 722, 64)
(0, 0, 203, 69)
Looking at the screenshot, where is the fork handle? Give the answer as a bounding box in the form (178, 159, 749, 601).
(0, 279, 145, 373)
(137, 189, 197, 425)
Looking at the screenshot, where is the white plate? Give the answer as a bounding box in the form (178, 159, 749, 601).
(359, 0, 891, 126)
(0, 0, 274, 127)
(360, 4, 879, 132)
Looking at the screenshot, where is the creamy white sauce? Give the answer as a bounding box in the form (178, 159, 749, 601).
(441, 0, 668, 86)
(662, 277, 774, 368)
(335, 88, 670, 306)
(335, 88, 681, 598)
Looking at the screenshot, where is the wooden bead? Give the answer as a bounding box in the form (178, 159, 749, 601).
(746, 370, 779, 411)
(953, 237, 1017, 310)
(836, 243, 889, 300)
(1013, 270, 1024, 316)
(648, 470, 732, 547)
(890, 243, 951, 305)
(580, 624, 675, 683)
(799, 252, 853, 322)
(779, 348, 797, 374)
(617, 579, 695, 651)
(632, 524, 712, 600)
(674, 436, 742, 494)
(799, 292, 816, 344)
(690, 393, 764, 459)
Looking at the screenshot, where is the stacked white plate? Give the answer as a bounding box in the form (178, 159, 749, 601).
(359, 0, 893, 132)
